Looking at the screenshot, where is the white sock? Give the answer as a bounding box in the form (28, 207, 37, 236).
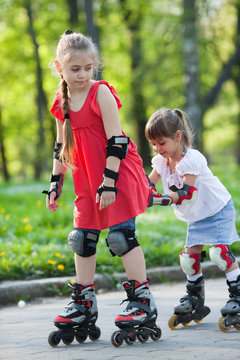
(187, 273, 203, 282)
(226, 268, 240, 282)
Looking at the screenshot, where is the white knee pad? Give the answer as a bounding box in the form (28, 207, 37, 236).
(179, 251, 203, 276)
(209, 245, 235, 271)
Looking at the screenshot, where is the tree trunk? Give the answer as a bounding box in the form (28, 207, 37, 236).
(25, 0, 48, 179)
(231, 1, 240, 165)
(183, 0, 202, 150)
(84, 0, 101, 80)
(67, 0, 78, 26)
(119, 0, 151, 167)
(0, 107, 10, 181)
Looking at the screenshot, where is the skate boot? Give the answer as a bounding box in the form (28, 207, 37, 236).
(218, 275, 240, 332)
(168, 275, 210, 329)
(48, 282, 101, 347)
(111, 280, 161, 347)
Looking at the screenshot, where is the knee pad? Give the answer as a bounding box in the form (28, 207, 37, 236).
(106, 229, 139, 257)
(68, 229, 99, 257)
(209, 245, 235, 271)
(179, 250, 206, 276)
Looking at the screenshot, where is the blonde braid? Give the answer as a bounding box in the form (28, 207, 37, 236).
(60, 78, 76, 167)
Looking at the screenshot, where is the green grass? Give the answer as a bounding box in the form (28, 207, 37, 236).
(0, 164, 240, 280)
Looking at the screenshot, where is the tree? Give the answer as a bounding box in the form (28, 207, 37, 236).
(229, 0, 240, 164)
(24, 0, 49, 179)
(84, 0, 101, 79)
(0, 107, 10, 181)
(119, 0, 151, 167)
(183, 0, 240, 157)
(182, 0, 202, 149)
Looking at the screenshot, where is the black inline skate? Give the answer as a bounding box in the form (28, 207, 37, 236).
(168, 275, 210, 329)
(48, 282, 101, 346)
(111, 280, 161, 347)
(218, 275, 240, 332)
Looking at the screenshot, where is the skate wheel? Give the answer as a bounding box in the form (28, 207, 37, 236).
(111, 331, 123, 347)
(182, 321, 191, 327)
(218, 316, 231, 333)
(48, 330, 61, 347)
(125, 333, 136, 345)
(150, 326, 162, 341)
(233, 324, 240, 330)
(137, 333, 149, 343)
(62, 334, 74, 345)
(76, 331, 88, 343)
(194, 318, 203, 324)
(89, 326, 101, 341)
(168, 315, 179, 330)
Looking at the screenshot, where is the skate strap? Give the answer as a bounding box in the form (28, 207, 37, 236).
(128, 301, 151, 314)
(66, 302, 88, 313)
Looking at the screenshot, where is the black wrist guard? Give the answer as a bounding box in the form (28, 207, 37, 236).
(42, 173, 64, 200)
(97, 184, 118, 196)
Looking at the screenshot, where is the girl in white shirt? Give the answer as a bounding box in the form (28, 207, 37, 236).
(146, 107, 240, 332)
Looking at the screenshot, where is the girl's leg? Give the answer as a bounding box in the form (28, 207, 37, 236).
(75, 253, 96, 285)
(184, 245, 204, 281)
(121, 246, 146, 283)
(168, 244, 210, 329)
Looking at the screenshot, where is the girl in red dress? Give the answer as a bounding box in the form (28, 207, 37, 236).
(44, 30, 161, 347)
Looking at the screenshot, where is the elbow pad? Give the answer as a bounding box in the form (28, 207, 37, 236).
(106, 135, 130, 159)
(169, 184, 198, 205)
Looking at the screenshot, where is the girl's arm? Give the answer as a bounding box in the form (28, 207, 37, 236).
(96, 84, 123, 210)
(148, 169, 161, 186)
(46, 119, 67, 212)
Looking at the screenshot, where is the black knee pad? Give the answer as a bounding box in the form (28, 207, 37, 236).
(106, 228, 139, 257)
(68, 229, 100, 257)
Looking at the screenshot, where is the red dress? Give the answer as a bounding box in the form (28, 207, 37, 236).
(50, 80, 150, 230)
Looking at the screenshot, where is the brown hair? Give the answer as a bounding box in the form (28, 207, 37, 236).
(55, 30, 100, 167)
(145, 107, 194, 147)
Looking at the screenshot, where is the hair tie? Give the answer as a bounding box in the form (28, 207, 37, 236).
(64, 113, 70, 120)
(65, 29, 74, 35)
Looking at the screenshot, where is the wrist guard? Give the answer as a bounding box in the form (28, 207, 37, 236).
(97, 167, 119, 196)
(42, 173, 64, 200)
(97, 184, 118, 196)
(169, 184, 197, 205)
(150, 192, 173, 206)
(106, 135, 130, 159)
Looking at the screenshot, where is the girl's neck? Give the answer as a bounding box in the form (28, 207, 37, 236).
(167, 145, 187, 172)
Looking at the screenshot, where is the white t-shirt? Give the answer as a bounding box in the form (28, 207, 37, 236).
(152, 148, 231, 223)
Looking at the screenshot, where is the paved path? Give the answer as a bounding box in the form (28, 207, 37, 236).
(0, 278, 239, 360)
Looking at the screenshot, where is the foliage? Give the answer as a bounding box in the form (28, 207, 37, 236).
(0, 0, 240, 180)
(0, 163, 240, 280)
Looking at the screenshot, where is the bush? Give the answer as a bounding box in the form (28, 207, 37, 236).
(0, 164, 240, 280)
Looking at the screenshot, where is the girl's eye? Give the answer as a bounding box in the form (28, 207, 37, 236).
(85, 67, 92, 71)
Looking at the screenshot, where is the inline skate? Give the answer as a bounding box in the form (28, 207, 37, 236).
(218, 275, 240, 332)
(111, 280, 161, 347)
(168, 275, 210, 329)
(48, 282, 101, 346)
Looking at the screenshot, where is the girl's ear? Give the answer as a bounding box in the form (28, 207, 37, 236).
(55, 59, 62, 74)
(176, 130, 182, 142)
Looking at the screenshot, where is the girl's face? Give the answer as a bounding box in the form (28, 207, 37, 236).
(56, 50, 94, 91)
(149, 131, 182, 159)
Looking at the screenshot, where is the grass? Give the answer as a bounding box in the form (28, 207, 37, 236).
(0, 163, 240, 280)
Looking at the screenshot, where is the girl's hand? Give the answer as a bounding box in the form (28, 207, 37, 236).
(46, 191, 60, 212)
(96, 191, 116, 210)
